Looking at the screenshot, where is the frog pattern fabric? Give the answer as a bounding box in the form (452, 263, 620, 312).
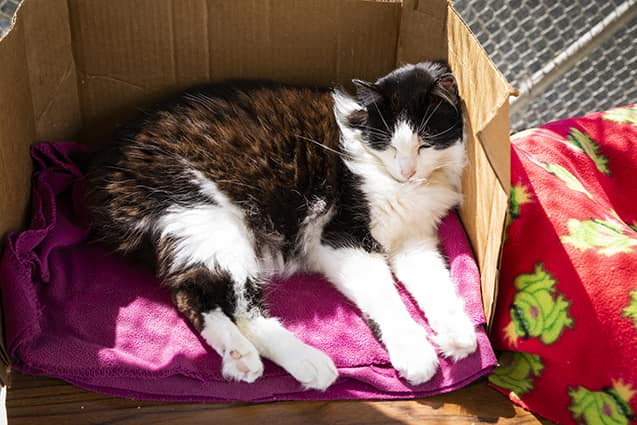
(562, 219, 637, 256)
(624, 290, 637, 331)
(505, 264, 573, 345)
(505, 183, 533, 241)
(490, 105, 637, 425)
(564, 128, 610, 175)
(509, 183, 532, 220)
(489, 352, 544, 396)
(603, 106, 637, 126)
(569, 380, 636, 425)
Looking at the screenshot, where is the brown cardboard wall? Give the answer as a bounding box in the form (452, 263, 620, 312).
(21, 0, 81, 140)
(0, 1, 37, 386)
(0, 4, 36, 241)
(479, 101, 511, 192)
(447, 6, 513, 323)
(68, 0, 402, 142)
(396, 0, 448, 64)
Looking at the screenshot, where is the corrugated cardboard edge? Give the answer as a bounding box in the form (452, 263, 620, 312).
(446, 3, 516, 330)
(447, 4, 515, 191)
(477, 100, 512, 330)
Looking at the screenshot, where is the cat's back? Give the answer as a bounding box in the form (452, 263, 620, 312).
(88, 80, 346, 251)
(113, 80, 341, 176)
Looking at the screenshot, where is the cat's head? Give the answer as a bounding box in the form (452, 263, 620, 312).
(334, 61, 465, 183)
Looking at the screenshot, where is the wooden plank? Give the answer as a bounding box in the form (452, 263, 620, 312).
(7, 373, 553, 425)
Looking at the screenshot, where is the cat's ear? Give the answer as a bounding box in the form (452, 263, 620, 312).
(352, 79, 383, 105)
(432, 73, 459, 108)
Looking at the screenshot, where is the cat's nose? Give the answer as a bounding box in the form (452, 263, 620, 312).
(401, 168, 416, 180)
(398, 157, 416, 180)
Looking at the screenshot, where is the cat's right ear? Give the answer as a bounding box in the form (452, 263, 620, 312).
(352, 79, 382, 105)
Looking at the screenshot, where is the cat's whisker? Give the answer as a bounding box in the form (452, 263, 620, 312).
(426, 125, 456, 139)
(294, 135, 350, 160)
(420, 100, 442, 130)
(362, 129, 391, 139)
(418, 100, 443, 133)
(418, 103, 435, 133)
(372, 102, 392, 135)
(357, 124, 389, 133)
(357, 125, 391, 137)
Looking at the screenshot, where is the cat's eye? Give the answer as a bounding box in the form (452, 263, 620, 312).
(418, 143, 432, 153)
(387, 146, 398, 157)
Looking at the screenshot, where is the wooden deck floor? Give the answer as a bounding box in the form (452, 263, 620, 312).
(6, 373, 553, 425)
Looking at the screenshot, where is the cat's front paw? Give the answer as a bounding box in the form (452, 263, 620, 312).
(387, 327, 439, 385)
(284, 344, 339, 391)
(221, 343, 264, 383)
(433, 312, 477, 361)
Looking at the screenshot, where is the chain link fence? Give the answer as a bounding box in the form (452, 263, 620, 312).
(508, 14, 637, 131)
(1, 0, 636, 132)
(0, 0, 17, 35)
(454, 0, 637, 132)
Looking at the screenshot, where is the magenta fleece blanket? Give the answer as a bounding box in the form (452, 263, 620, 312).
(0, 142, 496, 402)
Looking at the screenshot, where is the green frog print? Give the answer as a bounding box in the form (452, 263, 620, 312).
(505, 264, 573, 345)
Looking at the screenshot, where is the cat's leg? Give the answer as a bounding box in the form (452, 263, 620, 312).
(157, 203, 337, 390)
(236, 313, 338, 391)
(390, 239, 477, 361)
(309, 244, 439, 385)
(167, 266, 264, 383)
(155, 202, 267, 384)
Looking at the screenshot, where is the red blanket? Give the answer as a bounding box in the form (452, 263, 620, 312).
(489, 105, 637, 425)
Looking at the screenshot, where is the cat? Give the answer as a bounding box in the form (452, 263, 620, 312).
(87, 61, 477, 391)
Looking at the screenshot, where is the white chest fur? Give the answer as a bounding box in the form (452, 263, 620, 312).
(366, 178, 462, 252)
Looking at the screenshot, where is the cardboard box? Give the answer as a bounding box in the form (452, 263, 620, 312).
(0, 0, 514, 387)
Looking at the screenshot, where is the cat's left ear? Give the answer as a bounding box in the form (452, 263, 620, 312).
(352, 79, 383, 105)
(432, 73, 459, 107)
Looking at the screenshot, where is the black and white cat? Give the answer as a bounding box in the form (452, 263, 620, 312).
(88, 61, 477, 391)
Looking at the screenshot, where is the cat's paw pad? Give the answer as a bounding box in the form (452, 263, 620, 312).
(284, 344, 338, 391)
(434, 314, 477, 361)
(388, 329, 439, 385)
(221, 344, 264, 383)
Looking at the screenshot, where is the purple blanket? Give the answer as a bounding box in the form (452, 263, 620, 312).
(0, 142, 496, 402)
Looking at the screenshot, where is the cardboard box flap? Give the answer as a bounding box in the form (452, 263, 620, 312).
(447, 5, 515, 192)
(459, 132, 509, 327)
(446, 5, 514, 326)
(69, 0, 402, 139)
